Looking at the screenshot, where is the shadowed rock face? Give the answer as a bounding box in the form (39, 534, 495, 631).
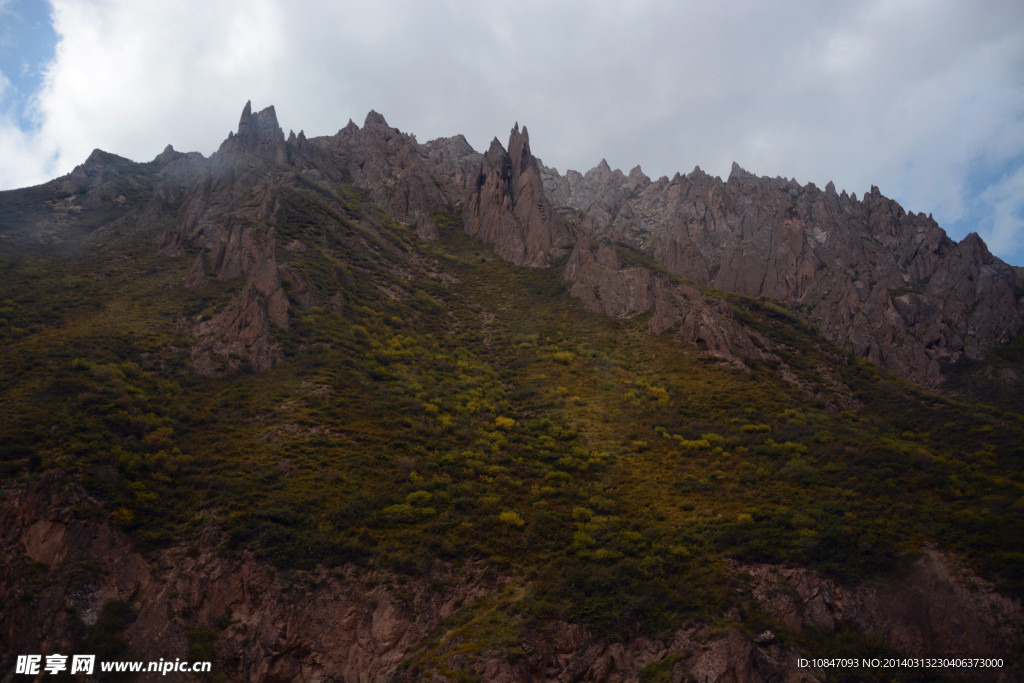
(564, 237, 764, 365)
(463, 124, 574, 267)
(0, 478, 501, 683)
(149, 104, 483, 373)
(4, 478, 1019, 682)
(208, 101, 289, 194)
(148, 104, 293, 374)
(543, 161, 1024, 386)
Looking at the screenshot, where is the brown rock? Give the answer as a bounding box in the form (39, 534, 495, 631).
(300, 110, 461, 239)
(743, 547, 1022, 669)
(191, 281, 281, 374)
(463, 124, 574, 266)
(544, 160, 1024, 386)
(219, 100, 288, 166)
(564, 237, 762, 365)
(3, 479, 1020, 682)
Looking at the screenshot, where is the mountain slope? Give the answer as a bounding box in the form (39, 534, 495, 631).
(542, 160, 1024, 388)
(1, 103, 1022, 680)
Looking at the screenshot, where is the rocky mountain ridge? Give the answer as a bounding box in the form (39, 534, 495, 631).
(541, 158, 1024, 386)
(49, 100, 1019, 387)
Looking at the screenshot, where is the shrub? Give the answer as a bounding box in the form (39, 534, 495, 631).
(494, 416, 516, 429)
(499, 510, 525, 527)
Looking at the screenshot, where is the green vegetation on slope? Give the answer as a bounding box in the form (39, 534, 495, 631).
(2, 182, 1023, 664)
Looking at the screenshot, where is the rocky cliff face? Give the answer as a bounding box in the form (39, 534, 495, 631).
(144, 103, 482, 374)
(31, 101, 1022, 386)
(5, 478, 1019, 682)
(564, 237, 763, 365)
(142, 102, 324, 374)
(0, 478, 498, 682)
(203, 103, 1024, 387)
(219, 100, 289, 168)
(542, 160, 1024, 386)
(298, 111, 464, 240)
(463, 124, 574, 267)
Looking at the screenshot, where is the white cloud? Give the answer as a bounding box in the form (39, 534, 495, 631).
(0, 69, 57, 187)
(34, 0, 291, 174)
(0, 118, 57, 189)
(3, 0, 1023, 263)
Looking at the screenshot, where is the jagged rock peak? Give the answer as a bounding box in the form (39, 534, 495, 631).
(960, 231, 995, 263)
(487, 137, 506, 158)
(545, 143, 1024, 386)
(152, 144, 181, 166)
(237, 101, 282, 139)
(688, 165, 715, 182)
(84, 148, 109, 165)
(727, 161, 755, 182)
(465, 121, 571, 266)
(63, 148, 132, 181)
(219, 100, 287, 164)
(364, 110, 389, 128)
(508, 123, 532, 174)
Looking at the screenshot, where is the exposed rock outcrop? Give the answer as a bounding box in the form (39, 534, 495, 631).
(301, 111, 471, 239)
(5, 479, 1018, 682)
(52, 103, 1021, 387)
(144, 104, 301, 374)
(53, 149, 135, 212)
(742, 549, 1023, 678)
(0, 478, 498, 682)
(564, 237, 763, 364)
(463, 124, 574, 266)
(190, 279, 282, 375)
(217, 100, 289, 167)
(543, 160, 1024, 386)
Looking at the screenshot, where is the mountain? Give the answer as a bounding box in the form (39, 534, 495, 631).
(1, 102, 1022, 681)
(544, 159, 1024, 388)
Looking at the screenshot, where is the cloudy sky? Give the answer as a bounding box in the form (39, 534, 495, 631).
(1, 0, 1022, 264)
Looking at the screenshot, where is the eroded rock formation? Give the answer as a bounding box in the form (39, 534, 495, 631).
(564, 237, 763, 364)
(463, 124, 574, 267)
(542, 160, 1024, 386)
(4, 478, 1019, 681)
(33, 101, 1022, 386)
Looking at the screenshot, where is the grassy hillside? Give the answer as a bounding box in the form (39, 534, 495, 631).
(2, 180, 1023, 666)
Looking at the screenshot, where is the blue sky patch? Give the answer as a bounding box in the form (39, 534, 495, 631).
(0, 0, 57, 130)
